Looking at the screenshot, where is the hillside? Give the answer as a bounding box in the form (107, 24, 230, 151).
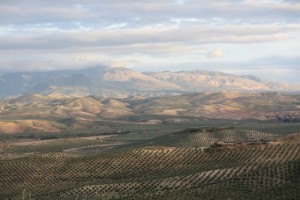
(0, 120, 65, 134)
(131, 92, 300, 120)
(0, 128, 299, 199)
(146, 70, 269, 91)
(99, 67, 181, 91)
(0, 92, 299, 134)
(146, 70, 300, 92)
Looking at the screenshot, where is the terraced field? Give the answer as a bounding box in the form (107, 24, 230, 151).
(0, 128, 299, 199)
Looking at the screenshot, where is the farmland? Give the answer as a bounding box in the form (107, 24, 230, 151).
(0, 124, 299, 199)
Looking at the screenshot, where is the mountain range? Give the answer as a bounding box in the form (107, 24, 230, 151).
(0, 66, 299, 99)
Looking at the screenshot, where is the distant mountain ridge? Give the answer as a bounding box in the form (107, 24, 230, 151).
(0, 66, 299, 98)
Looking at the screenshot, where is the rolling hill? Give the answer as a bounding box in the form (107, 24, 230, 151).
(130, 92, 300, 120)
(0, 92, 299, 134)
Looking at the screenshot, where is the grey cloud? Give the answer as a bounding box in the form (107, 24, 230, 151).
(0, 25, 296, 51)
(1, 0, 300, 26)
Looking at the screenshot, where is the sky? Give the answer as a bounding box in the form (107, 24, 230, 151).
(0, 0, 300, 83)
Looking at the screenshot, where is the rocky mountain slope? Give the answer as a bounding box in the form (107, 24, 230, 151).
(0, 66, 299, 99)
(146, 70, 296, 91)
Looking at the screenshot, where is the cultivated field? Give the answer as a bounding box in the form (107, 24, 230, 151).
(0, 124, 299, 200)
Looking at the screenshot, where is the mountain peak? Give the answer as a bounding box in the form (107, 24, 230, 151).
(101, 67, 147, 82)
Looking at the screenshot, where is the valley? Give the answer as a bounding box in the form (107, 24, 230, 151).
(0, 67, 299, 199)
(2, 0, 300, 199)
(1, 91, 299, 199)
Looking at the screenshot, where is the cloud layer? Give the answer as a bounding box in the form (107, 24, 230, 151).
(0, 0, 299, 82)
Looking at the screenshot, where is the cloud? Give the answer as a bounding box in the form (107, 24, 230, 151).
(207, 48, 224, 58)
(0, 0, 299, 83)
(0, 24, 296, 52)
(0, 0, 300, 29)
